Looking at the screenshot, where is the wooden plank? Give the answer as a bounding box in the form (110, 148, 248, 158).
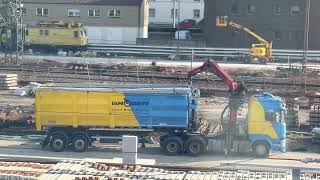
(0, 74, 18, 78)
(0, 82, 17, 86)
(0, 84, 18, 87)
(0, 86, 17, 90)
(0, 80, 17, 84)
(0, 77, 18, 80)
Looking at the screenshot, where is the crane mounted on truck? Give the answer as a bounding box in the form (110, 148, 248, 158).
(188, 60, 247, 155)
(216, 16, 273, 64)
(36, 60, 285, 157)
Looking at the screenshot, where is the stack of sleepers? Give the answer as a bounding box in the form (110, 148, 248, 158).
(0, 74, 17, 90)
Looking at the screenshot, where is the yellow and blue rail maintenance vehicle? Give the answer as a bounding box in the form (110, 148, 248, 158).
(35, 61, 286, 157)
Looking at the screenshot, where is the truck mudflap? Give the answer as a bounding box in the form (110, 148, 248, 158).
(271, 139, 286, 153)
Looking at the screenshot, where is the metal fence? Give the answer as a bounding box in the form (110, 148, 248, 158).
(88, 44, 320, 61)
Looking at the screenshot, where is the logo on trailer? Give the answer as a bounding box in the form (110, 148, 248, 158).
(112, 98, 149, 107)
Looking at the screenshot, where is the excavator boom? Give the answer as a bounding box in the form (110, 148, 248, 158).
(188, 59, 239, 93)
(216, 16, 272, 63)
(188, 59, 247, 124)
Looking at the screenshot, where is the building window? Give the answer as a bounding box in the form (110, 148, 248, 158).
(193, 9, 200, 18)
(231, 30, 239, 38)
(273, 31, 281, 40)
(231, 4, 240, 14)
(289, 32, 294, 40)
(74, 31, 79, 38)
(247, 4, 256, 14)
(108, 9, 120, 17)
(88, 9, 100, 17)
(36, 8, 48, 16)
(171, 9, 178, 18)
(68, 9, 80, 17)
(40, 29, 49, 36)
(149, 8, 156, 17)
(194, 0, 200, 2)
(273, 4, 281, 15)
(291, 6, 301, 16)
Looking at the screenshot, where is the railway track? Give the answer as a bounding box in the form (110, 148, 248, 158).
(1, 63, 320, 89)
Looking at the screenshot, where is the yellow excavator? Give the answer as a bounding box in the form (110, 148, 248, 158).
(216, 16, 272, 64)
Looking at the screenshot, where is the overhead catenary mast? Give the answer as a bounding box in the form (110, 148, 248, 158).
(0, 0, 24, 64)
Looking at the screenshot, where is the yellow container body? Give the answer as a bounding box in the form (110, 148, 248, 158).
(35, 90, 140, 130)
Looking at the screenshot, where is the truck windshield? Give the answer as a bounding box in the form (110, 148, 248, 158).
(265, 110, 285, 123)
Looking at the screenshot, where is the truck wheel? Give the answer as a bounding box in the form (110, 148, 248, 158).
(71, 135, 88, 152)
(259, 58, 268, 64)
(252, 141, 270, 158)
(185, 136, 206, 156)
(162, 136, 183, 155)
(50, 133, 68, 152)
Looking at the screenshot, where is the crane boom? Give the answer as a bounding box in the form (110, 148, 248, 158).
(188, 60, 238, 92)
(216, 16, 272, 63)
(229, 22, 269, 45)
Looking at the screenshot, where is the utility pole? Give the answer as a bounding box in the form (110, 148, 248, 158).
(0, 0, 24, 64)
(177, 0, 180, 58)
(302, 0, 310, 70)
(172, 0, 176, 29)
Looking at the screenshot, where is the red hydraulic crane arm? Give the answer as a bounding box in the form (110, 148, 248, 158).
(188, 59, 238, 92)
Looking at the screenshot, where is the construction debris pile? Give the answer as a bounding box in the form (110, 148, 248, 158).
(0, 74, 17, 90)
(0, 160, 318, 180)
(0, 104, 34, 128)
(13, 82, 43, 97)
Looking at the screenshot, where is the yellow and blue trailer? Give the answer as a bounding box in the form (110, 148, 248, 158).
(35, 84, 286, 156)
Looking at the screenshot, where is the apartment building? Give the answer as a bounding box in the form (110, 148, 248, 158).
(202, 0, 308, 49)
(21, 0, 149, 44)
(149, 0, 204, 24)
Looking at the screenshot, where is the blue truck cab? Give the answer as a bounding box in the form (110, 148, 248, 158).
(247, 93, 286, 154)
(203, 92, 286, 157)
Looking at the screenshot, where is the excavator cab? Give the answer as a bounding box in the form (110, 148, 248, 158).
(216, 16, 228, 27)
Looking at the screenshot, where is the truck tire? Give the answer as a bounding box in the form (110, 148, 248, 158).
(259, 58, 268, 64)
(252, 141, 270, 158)
(185, 136, 206, 156)
(162, 136, 183, 155)
(50, 133, 68, 152)
(71, 134, 88, 152)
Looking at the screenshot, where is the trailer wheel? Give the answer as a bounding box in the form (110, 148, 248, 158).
(162, 136, 183, 155)
(185, 136, 206, 156)
(50, 133, 68, 152)
(71, 135, 88, 152)
(252, 141, 270, 158)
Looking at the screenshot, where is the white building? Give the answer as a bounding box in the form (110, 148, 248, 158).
(149, 0, 204, 24)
